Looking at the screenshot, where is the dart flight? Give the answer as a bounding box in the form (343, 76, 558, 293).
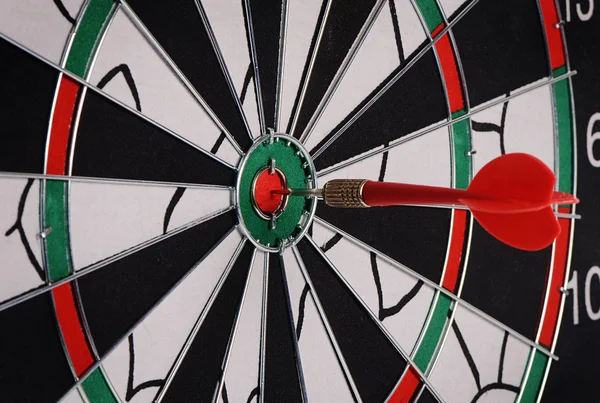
(274, 153, 578, 251)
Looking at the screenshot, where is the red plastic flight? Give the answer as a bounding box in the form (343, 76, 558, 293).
(361, 153, 578, 251)
(274, 153, 579, 251)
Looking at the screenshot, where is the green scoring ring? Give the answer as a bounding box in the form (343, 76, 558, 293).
(236, 133, 317, 252)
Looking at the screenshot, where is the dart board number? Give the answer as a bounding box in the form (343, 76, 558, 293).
(565, 0, 595, 21)
(586, 113, 600, 167)
(566, 267, 600, 324)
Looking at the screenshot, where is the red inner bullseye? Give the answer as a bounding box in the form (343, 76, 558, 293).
(254, 169, 286, 215)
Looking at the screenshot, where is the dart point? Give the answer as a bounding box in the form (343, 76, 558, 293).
(252, 166, 288, 217)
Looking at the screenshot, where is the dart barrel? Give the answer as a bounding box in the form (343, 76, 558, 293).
(323, 179, 369, 208)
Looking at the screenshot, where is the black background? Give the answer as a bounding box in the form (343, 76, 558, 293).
(543, 3, 600, 403)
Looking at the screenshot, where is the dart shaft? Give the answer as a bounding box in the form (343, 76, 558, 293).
(274, 153, 580, 252)
(272, 188, 324, 197)
(361, 180, 469, 207)
(277, 180, 470, 208)
(278, 178, 579, 211)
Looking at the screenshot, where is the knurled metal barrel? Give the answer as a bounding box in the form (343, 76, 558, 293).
(323, 179, 369, 208)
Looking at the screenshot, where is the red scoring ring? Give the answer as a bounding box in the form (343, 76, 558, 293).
(253, 168, 286, 215)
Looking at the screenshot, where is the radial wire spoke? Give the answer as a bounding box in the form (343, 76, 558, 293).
(286, 0, 333, 138)
(0, 31, 236, 168)
(313, 0, 560, 171)
(258, 252, 269, 403)
(290, 247, 362, 402)
(0, 34, 237, 179)
(0, 207, 234, 314)
(274, 0, 289, 132)
(309, 0, 481, 161)
(316, 204, 450, 284)
(288, 0, 387, 140)
(30, 223, 239, 402)
(262, 250, 305, 402)
(118, 0, 249, 153)
(278, 252, 309, 402)
(313, 216, 558, 361)
(212, 248, 259, 403)
(298, 235, 447, 403)
(73, 89, 236, 185)
(0, 172, 233, 190)
(242, 0, 267, 135)
(116, 235, 245, 401)
(194, 0, 254, 142)
(316, 71, 576, 176)
(76, 213, 238, 357)
(244, 0, 285, 133)
(416, 386, 440, 403)
(155, 240, 255, 402)
(299, 0, 387, 144)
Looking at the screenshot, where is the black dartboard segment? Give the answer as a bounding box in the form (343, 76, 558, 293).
(316, 204, 451, 283)
(73, 90, 235, 185)
(247, 0, 283, 131)
(124, 0, 251, 150)
(77, 211, 236, 356)
(290, 0, 379, 137)
(0, 294, 74, 403)
(416, 387, 438, 403)
(313, 49, 447, 171)
(298, 238, 406, 403)
(264, 255, 304, 402)
(0, 38, 58, 174)
(462, 222, 550, 340)
(452, 0, 549, 107)
(161, 242, 254, 402)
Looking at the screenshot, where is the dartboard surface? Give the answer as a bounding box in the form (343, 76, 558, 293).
(0, 0, 599, 402)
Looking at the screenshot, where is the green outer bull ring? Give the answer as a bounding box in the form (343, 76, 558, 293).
(236, 133, 318, 252)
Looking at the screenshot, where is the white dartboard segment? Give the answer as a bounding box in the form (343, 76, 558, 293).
(0, 178, 44, 303)
(282, 249, 356, 402)
(429, 305, 531, 403)
(470, 81, 555, 176)
(241, 79, 261, 138)
(311, 220, 435, 355)
(318, 124, 451, 187)
(395, 0, 430, 57)
(281, 249, 307, 324)
(60, 386, 88, 403)
(217, 250, 265, 403)
(0, 0, 84, 64)
(69, 181, 231, 271)
(201, 0, 261, 137)
(438, 0, 469, 19)
(279, 0, 324, 133)
(304, 0, 427, 151)
(101, 230, 243, 403)
(308, 219, 337, 248)
(87, 9, 239, 165)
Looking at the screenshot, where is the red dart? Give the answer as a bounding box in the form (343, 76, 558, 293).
(273, 153, 579, 251)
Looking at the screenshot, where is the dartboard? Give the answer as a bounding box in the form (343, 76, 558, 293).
(1, 0, 599, 402)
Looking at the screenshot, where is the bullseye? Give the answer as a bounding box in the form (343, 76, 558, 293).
(236, 132, 317, 252)
(252, 167, 287, 217)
